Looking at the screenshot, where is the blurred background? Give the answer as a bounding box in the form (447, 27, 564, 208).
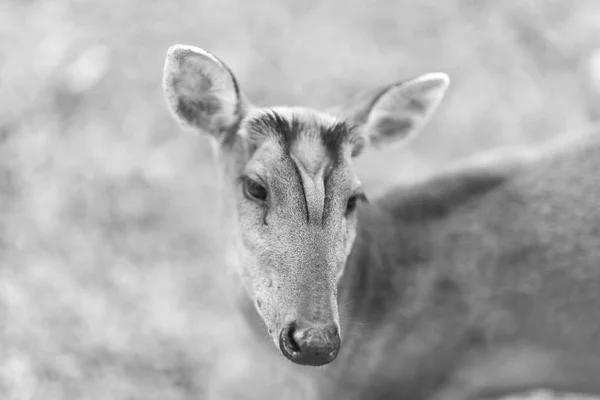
(1, 0, 600, 399)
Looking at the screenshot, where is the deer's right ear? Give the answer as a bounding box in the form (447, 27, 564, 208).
(162, 44, 248, 142)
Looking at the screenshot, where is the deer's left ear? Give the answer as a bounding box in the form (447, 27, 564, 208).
(345, 73, 450, 156)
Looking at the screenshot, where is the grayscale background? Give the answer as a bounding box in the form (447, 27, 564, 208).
(1, 0, 600, 399)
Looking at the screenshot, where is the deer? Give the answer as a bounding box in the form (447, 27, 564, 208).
(162, 44, 600, 400)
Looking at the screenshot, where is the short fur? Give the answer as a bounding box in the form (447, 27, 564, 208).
(246, 110, 353, 161)
(162, 44, 600, 400)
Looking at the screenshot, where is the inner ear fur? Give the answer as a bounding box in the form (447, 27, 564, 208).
(341, 73, 450, 156)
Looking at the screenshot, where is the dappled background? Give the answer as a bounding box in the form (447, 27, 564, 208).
(1, 0, 600, 399)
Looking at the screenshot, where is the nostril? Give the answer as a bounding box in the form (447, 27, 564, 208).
(327, 326, 341, 344)
(285, 326, 300, 353)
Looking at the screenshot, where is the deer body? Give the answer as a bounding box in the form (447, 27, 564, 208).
(336, 134, 600, 399)
(162, 45, 600, 399)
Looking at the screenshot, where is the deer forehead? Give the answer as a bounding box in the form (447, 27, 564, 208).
(290, 138, 329, 224)
(240, 107, 357, 222)
(242, 106, 353, 172)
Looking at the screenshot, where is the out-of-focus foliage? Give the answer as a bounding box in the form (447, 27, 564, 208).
(1, 0, 600, 399)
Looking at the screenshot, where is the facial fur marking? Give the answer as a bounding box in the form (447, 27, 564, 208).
(320, 121, 355, 162)
(245, 110, 301, 152)
(290, 149, 328, 225)
(244, 109, 355, 159)
(243, 108, 360, 226)
(290, 159, 310, 223)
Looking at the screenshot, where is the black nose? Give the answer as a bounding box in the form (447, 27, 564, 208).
(279, 321, 341, 366)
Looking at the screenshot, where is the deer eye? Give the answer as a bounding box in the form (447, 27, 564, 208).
(345, 191, 367, 216)
(243, 177, 267, 202)
(346, 195, 359, 215)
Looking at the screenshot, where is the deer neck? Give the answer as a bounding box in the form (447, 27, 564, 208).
(337, 203, 470, 334)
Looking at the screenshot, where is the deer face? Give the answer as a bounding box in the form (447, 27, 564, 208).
(162, 45, 449, 366)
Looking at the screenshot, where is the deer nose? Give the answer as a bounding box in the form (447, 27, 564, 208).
(279, 321, 341, 366)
